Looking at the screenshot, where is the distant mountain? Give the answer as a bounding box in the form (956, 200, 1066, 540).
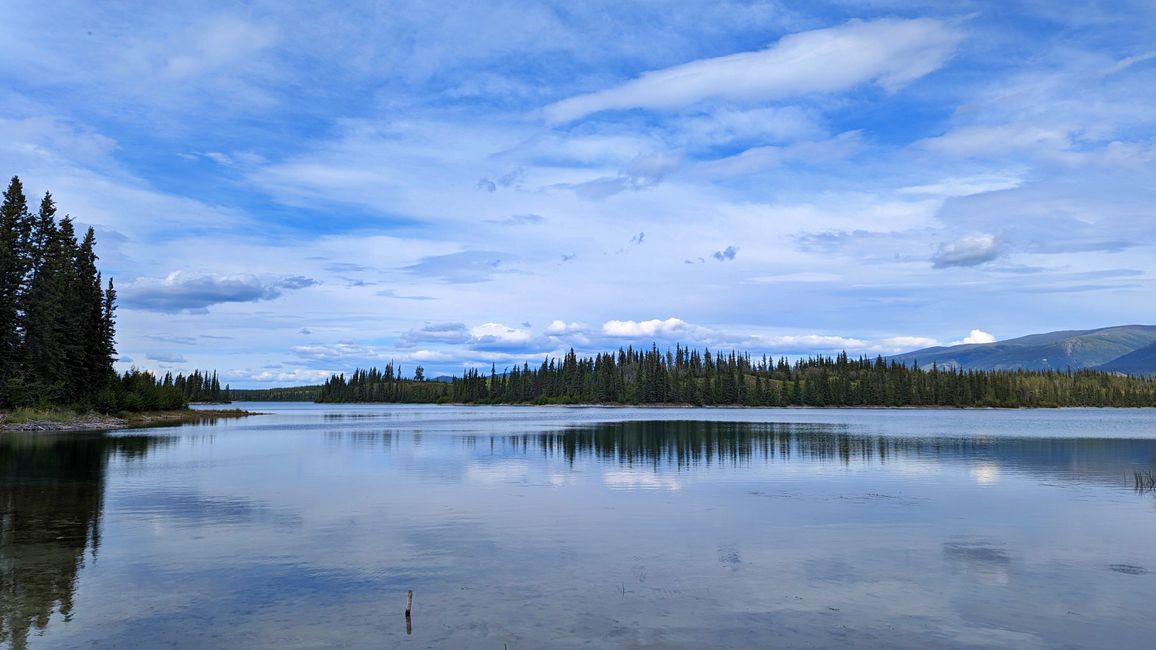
(888, 325, 1156, 374)
(1097, 342, 1156, 376)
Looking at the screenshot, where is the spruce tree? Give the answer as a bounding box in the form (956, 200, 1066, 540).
(21, 194, 71, 403)
(0, 177, 33, 405)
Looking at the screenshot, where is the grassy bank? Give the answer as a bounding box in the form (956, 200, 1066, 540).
(0, 407, 261, 432)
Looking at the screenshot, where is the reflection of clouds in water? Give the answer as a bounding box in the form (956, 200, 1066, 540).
(115, 489, 302, 529)
(944, 539, 1011, 586)
(971, 462, 1000, 485)
(884, 459, 944, 476)
(465, 460, 529, 484)
(602, 469, 681, 491)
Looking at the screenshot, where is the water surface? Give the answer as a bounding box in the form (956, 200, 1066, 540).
(3, 405, 1155, 648)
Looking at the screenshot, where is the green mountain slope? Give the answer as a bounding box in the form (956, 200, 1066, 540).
(888, 325, 1156, 372)
(1097, 342, 1156, 376)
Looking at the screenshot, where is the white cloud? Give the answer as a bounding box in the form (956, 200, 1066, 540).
(545, 320, 588, 335)
(121, 272, 318, 313)
(290, 342, 394, 362)
(1103, 50, 1156, 77)
(244, 368, 334, 383)
(544, 18, 963, 123)
(952, 329, 997, 345)
(469, 322, 534, 345)
(163, 15, 278, 80)
(879, 336, 941, 350)
(602, 318, 697, 338)
(917, 124, 1072, 158)
(756, 334, 866, 351)
(898, 174, 1024, 198)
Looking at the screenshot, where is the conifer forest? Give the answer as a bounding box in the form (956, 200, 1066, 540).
(0, 176, 204, 412)
(317, 345, 1156, 408)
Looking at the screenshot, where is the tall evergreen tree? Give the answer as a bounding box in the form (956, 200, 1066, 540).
(0, 177, 33, 403)
(21, 194, 71, 403)
(0, 177, 123, 409)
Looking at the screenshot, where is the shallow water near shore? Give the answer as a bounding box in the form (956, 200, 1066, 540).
(3, 404, 1156, 648)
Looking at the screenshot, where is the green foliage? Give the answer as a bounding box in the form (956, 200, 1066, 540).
(0, 175, 157, 413)
(95, 369, 186, 412)
(159, 369, 226, 402)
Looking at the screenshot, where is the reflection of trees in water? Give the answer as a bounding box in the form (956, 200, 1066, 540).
(0, 433, 169, 650)
(499, 421, 1156, 482)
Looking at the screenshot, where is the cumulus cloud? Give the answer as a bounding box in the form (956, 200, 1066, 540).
(545, 320, 589, 335)
(602, 318, 699, 338)
(544, 18, 962, 123)
(952, 329, 997, 345)
(713, 246, 739, 261)
(121, 272, 318, 313)
(932, 234, 1003, 268)
(469, 322, 535, 350)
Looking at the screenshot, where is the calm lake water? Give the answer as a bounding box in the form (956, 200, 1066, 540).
(3, 404, 1156, 649)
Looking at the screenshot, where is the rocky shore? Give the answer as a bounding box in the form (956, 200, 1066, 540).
(0, 409, 261, 432)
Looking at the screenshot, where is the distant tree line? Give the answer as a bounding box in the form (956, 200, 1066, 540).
(318, 362, 446, 403)
(0, 175, 206, 413)
(230, 385, 323, 402)
(159, 369, 228, 402)
(318, 345, 1156, 408)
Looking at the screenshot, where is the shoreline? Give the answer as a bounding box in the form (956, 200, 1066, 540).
(0, 408, 263, 433)
(273, 401, 1149, 410)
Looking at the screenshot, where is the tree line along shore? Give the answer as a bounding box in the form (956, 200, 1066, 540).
(238, 346, 1156, 408)
(1, 175, 254, 430)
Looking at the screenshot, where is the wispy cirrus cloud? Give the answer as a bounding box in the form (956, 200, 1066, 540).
(544, 18, 963, 123)
(402, 251, 508, 283)
(5, 2, 1156, 385)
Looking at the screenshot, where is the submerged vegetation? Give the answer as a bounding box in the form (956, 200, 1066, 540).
(318, 346, 1156, 408)
(1136, 464, 1156, 492)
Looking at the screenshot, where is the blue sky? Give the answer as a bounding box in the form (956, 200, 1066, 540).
(3, 1, 1155, 386)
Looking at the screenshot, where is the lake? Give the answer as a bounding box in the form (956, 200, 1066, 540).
(3, 404, 1156, 648)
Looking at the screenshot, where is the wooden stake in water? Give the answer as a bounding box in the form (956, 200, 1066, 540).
(405, 590, 413, 635)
